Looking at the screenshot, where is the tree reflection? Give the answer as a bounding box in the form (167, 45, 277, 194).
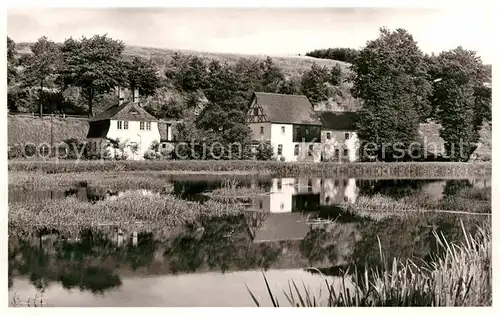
(164, 214, 283, 273)
(9, 228, 159, 294)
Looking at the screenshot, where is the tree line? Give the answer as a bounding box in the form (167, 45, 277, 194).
(351, 27, 491, 162)
(306, 47, 361, 63)
(7, 34, 348, 160)
(7, 27, 492, 162)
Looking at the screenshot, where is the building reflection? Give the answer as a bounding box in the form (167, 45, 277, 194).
(251, 177, 359, 213)
(249, 177, 359, 243)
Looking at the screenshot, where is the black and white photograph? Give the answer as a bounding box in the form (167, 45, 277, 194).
(4, 1, 493, 308)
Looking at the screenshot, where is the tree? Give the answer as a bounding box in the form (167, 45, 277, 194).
(329, 64, 343, 86)
(125, 56, 162, 97)
(60, 35, 126, 117)
(277, 76, 301, 95)
(23, 36, 61, 117)
(306, 47, 360, 63)
(260, 56, 285, 93)
(351, 27, 433, 161)
(7, 36, 17, 85)
(300, 63, 330, 104)
(428, 47, 486, 161)
(473, 83, 492, 129)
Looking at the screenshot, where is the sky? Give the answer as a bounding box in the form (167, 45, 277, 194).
(7, 6, 495, 63)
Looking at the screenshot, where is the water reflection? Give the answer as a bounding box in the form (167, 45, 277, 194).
(8, 176, 491, 306)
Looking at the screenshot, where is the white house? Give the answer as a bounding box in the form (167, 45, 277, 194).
(316, 111, 359, 162)
(246, 92, 323, 162)
(87, 88, 161, 160)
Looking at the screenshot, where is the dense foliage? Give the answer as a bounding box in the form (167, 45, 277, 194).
(351, 28, 433, 161)
(7, 28, 492, 162)
(306, 47, 360, 63)
(427, 47, 490, 161)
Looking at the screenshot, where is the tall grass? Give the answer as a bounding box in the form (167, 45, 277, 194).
(10, 293, 45, 307)
(8, 191, 246, 238)
(8, 160, 491, 178)
(247, 221, 491, 306)
(205, 178, 267, 203)
(341, 189, 491, 221)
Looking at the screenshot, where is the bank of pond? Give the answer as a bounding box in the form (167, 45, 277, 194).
(8, 174, 491, 306)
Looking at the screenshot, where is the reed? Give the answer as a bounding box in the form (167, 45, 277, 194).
(10, 293, 45, 307)
(341, 186, 491, 221)
(247, 221, 491, 306)
(205, 178, 267, 203)
(8, 191, 246, 237)
(8, 160, 491, 178)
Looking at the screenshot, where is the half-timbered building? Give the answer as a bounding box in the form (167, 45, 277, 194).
(246, 92, 322, 162)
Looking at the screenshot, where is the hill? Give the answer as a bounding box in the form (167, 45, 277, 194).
(122, 45, 351, 79)
(13, 42, 360, 112)
(15, 42, 350, 78)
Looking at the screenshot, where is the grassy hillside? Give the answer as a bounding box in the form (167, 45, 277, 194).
(15, 42, 359, 111)
(16, 42, 350, 79)
(8, 115, 89, 147)
(123, 45, 351, 78)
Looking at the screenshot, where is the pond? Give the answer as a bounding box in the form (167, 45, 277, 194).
(8, 175, 491, 307)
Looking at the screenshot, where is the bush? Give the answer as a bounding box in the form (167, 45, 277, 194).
(144, 150, 158, 160)
(255, 141, 274, 161)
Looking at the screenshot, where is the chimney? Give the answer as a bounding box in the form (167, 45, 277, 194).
(133, 87, 140, 103)
(118, 87, 124, 105)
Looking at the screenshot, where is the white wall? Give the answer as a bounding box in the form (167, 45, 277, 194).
(270, 123, 294, 161)
(106, 120, 161, 160)
(269, 178, 296, 213)
(321, 130, 360, 162)
(343, 178, 358, 203)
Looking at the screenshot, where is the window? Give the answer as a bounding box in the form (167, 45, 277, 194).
(334, 179, 339, 186)
(281, 126, 285, 134)
(345, 132, 350, 140)
(140, 122, 145, 130)
(260, 126, 264, 134)
(117, 121, 123, 129)
(335, 149, 340, 157)
(344, 149, 348, 157)
(253, 108, 258, 116)
(344, 196, 349, 202)
(325, 196, 330, 203)
(308, 144, 313, 157)
(146, 122, 151, 130)
(123, 121, 129, 129)
(259, 200, 263, 209)
(326, 132, 331, 140)
(294, 144, 299, 156)
(277, 180, 282, 191)
(162, 144, 167, 149)
(277, 144, 283, 155)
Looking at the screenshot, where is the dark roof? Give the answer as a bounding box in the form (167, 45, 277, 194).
(90, 102, 158, 122)
(316, 111, 358, 131)
(253, 92, 321, 125)
(87, 120, 110, 138)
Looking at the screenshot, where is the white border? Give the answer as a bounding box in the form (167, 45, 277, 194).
(1, 1, 497, 315)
